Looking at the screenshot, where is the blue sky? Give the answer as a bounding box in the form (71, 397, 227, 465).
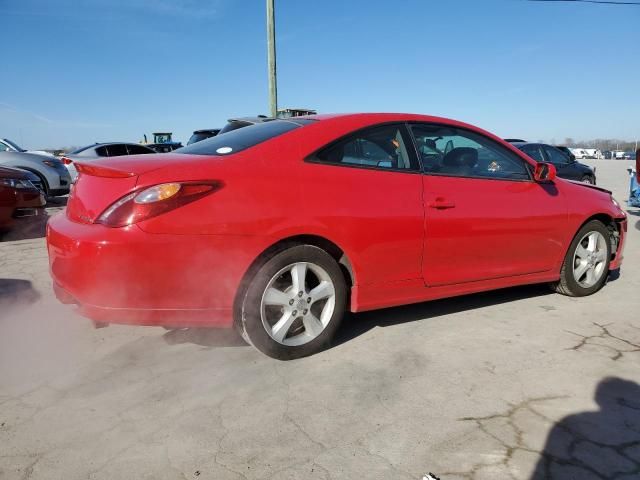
(2, 0, 639, 149)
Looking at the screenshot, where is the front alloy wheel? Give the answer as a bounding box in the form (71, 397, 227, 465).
(552, 220, 611, 297)
(572, 231, 608, 288)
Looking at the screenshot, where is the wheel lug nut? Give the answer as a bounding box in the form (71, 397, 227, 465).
(298, 291, 303, 297)
(292, 310, 297, 316)
(289, 299, 294, 306)
(307, 297, 312, 303)
(303, 309, 308, 315)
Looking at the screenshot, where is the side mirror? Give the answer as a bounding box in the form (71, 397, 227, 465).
(534, 162, 557, 183)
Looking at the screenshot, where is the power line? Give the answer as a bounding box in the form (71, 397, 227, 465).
(529, 0, 640, 4)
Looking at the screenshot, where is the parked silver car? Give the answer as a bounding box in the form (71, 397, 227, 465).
(0, 138, 56, 158)
(0, 151, 71, 197)
(61, 142, 156, 181)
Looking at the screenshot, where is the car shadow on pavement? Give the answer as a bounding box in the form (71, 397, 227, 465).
(46, 196, 68, 208)
(0, 278, 40, 309)
(162, 327, 248, 348)
(529, 377, 640, 479)
(0, 215, 49, 242)
(334, 284, 555, 347)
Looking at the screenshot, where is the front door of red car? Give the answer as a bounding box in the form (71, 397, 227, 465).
(410, 124, 567, 286)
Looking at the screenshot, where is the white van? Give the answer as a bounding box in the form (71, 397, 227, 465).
(582, 149, 600, 159)
(571, 148, 587, 159)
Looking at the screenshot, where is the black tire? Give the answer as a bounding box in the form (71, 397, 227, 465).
(551, 220, 611, 297)
(581, 175, 594, 184)
(236, 245, 347, 360)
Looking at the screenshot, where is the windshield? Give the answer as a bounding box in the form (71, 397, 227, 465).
(177, 119, 314, 156)
(69, 144, 96, 154)
(2, 138, 26, 152)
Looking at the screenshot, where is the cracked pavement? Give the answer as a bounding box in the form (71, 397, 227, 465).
(1, 161, 639, 480)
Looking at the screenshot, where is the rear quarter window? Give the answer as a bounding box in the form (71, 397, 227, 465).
(177, 119, 312, 156)
(126, 144, 154, 155)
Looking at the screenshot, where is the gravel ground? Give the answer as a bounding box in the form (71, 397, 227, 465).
(0, 160, 638, 480)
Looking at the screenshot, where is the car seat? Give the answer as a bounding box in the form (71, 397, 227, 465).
(440, 147, 478, 176)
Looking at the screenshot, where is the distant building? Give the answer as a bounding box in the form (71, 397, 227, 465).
(277, 108, 317, 118)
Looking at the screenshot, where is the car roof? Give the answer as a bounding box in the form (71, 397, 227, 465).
(296, 112, 481, 126)
(289, 113, 535, 154)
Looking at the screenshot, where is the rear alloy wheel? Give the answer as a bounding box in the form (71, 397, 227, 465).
(552, 220, 611, 297)
(237, 245, 347, 359)
(581, 175, 594, 184)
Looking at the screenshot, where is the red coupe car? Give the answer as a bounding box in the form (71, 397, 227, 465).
(47, 113, 627, 359)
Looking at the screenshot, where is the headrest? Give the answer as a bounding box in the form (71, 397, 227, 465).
(442, 147, 478, 168)
(424, 139, 437, 150)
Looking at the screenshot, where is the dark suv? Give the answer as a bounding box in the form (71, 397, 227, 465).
(508, 141, 596, 184)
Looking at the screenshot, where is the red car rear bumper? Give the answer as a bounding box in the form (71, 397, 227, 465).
(47, 213, 270, 328)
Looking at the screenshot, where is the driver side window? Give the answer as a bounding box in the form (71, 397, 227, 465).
(410, 124, 530, 181)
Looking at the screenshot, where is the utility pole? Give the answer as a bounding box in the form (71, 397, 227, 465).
(266, 0, 278, 118)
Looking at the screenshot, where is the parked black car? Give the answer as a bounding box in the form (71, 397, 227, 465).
(187, 129, 221, 145)
(217, 116, 273, 135)
(554, 146, 576, 161)
(508, 142, 596, 184)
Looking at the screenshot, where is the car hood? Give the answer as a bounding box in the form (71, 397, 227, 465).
(566, 179, 611, 195)
(0, 165, 34, 180)
(576, 162, 594, 171)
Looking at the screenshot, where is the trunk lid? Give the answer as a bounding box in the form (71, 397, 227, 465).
(0, 166, 33, 180)
(78, 152, 190, 176)
(66, 171, 138, 224)
(65, 153, 212, 224)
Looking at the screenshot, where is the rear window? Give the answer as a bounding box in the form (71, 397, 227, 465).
(107, 144, 128, 156)
(126, 144, 155, 155)
(177, 119, 313, 156)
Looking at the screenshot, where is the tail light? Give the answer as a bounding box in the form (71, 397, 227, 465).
(96, 181, 222, 227)
(61, 156, 73, 165)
